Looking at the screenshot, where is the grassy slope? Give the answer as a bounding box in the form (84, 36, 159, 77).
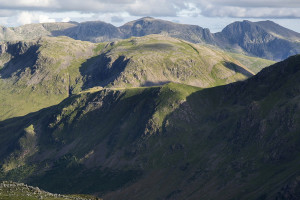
(228, 52, 275, 73)
(0, 55, 299, 199)
(83, 35, 253, 88)
(0, 37, 96, 120)
(0, 83, 200, 195)
(0, 35, 271, 121)
(201, 44, 276, 74)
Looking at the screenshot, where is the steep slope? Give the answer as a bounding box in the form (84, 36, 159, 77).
(0, 36, 96, 120)
(0, 55, 299, 199)
(215, 20, 300, 60)
(0, 35, 265, 120)
(0, 83, 201, 195)
(255, 20, 300, 41)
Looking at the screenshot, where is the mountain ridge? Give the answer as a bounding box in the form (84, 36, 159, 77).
(1, 16, 299, 200)
(1, 17, 300, 60)
(0, 54, 299, 199)
(214, 20, 300, 60)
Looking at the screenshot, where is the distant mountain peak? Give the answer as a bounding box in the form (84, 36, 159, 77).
(255, 20, 300, 40)
(215, 19, 300, 60)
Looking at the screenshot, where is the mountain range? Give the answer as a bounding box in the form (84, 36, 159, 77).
(0, 16, 300, 200)
(0, 52, 299, 199)
(1, 17, 300, 61)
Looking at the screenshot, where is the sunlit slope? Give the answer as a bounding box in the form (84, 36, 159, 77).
(0, 35, 267, 120)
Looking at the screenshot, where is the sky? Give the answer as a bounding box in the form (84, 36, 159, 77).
(0, 0, 300, 33)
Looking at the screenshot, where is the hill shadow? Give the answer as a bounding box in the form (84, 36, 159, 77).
(79, 53, 130, 90)
(141, 81, 170, 87)
(51, 21, 123, 42)
(0, 88, 157, 195)
(0, 44, 39, 79)
(223, 61, 254, 77)
(136, 43, 174, 51)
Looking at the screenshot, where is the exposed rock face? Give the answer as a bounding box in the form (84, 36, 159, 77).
(0, 41, 39, 79)
(214, 20, 300, 60)
(119, 17, 215, 44)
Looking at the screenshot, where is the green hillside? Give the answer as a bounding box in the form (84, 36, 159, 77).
(0, 37, 95, 120)
(0, 35, 271, 120)
(0, 55, 299, 199)
(80, 34, 255, 89)
(228, 52, 275, 73)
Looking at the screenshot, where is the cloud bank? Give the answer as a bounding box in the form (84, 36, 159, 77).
(0, 0, 299, 18)
(197, 0, 300, 18)
(0, 0, 299, 27)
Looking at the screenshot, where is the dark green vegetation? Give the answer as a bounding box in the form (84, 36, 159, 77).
(1, 17, 299, 60)
(0, 181, 100, 200)
(0, 54, 299, 199)
(0, 34, 271, 120)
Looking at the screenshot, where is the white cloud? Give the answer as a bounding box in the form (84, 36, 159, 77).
(17, 11, 56, 25)
(128, 0, 185, 16)
(61, 17, 70, 22)
(193, 0, 300, 18)
(197, 0, 300, 8)
(200, 6, 300, 18)
(0, 0, 300, 32)
(38, 14, 55, 23)
(0, 9, 17, 17)
(0, 0, 184, 16)
(0, 0, 300, 18)
(17, 12, 33, 25)
(19, 0, 51, 7)
(178, 3, 201, 17)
